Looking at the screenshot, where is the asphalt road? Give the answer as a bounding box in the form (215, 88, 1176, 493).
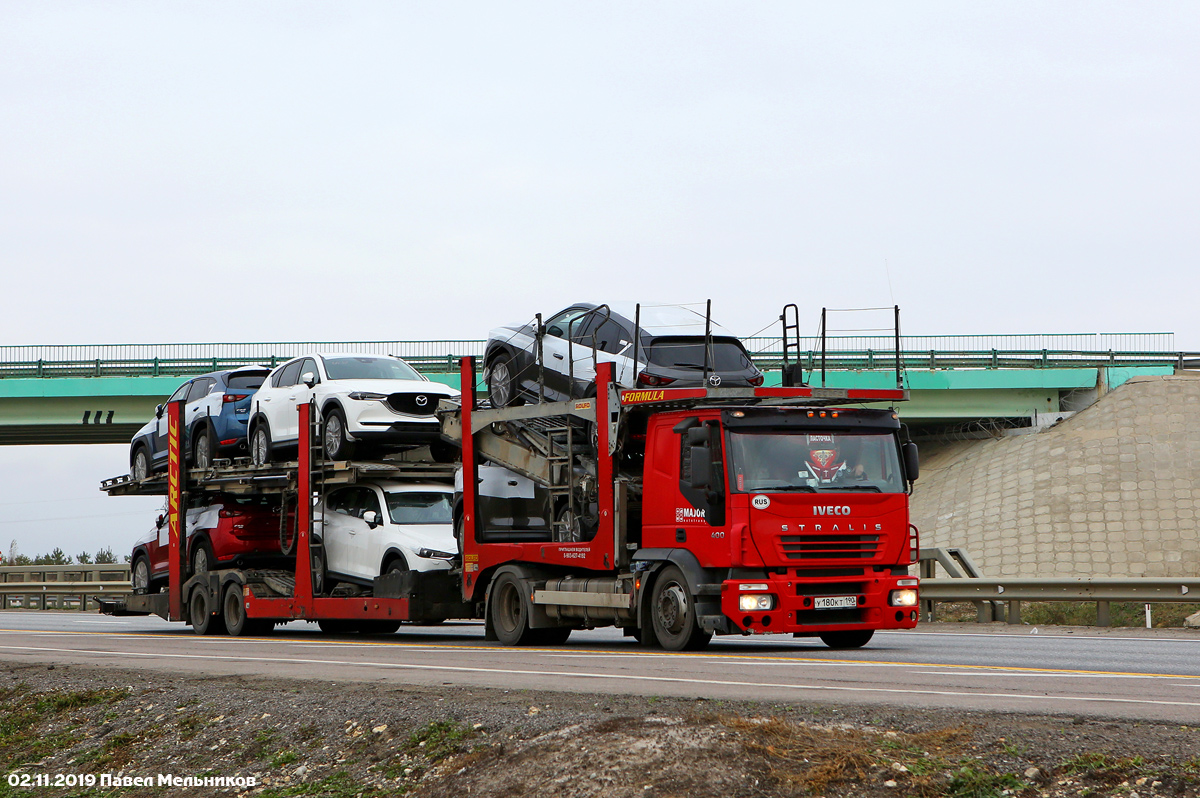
(3, 612, 1200, 723)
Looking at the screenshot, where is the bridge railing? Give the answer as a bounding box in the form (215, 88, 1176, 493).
(0, 564, 131, 611)
(0, 335, 1195, 380)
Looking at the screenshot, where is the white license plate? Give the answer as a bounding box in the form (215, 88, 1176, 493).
(813, 595, 858, 610)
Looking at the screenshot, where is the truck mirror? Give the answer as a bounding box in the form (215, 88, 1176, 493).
(689, 446, 711, 489)
(902, 441, 919, 482)
(686, 427, 708, 446)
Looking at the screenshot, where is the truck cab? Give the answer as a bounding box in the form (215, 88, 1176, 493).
(640, 406, 920, 645)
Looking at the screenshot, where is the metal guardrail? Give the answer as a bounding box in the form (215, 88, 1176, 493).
(917, 548, 1200, 626)
(0, 335, 1193, 380)
(0, 564, 131, 611)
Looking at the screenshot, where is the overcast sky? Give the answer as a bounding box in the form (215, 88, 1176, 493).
(2, 2, 1198, 559)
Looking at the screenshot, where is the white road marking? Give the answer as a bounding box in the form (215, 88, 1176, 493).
(5, 642, 1200, 712)
(913, 671, 1183, 680)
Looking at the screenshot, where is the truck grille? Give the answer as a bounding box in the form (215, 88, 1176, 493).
(779, 534, 881, 561)
(387, 393, 439, 416)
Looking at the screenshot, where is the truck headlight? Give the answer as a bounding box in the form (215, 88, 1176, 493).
(889, 589, 918, 607)
(738, 594, 774, 611)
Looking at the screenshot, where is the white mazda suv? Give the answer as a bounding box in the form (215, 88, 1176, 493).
(247, 353, 459, 463)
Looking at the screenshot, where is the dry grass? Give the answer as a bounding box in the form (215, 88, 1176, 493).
(723, 716, 972, 795)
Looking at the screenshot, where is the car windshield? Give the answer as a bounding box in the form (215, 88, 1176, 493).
(322, 356, 421, 381)
(728, 431, 905, 493)
(384, 492, 453, 525)
(644, 338, 753, 372)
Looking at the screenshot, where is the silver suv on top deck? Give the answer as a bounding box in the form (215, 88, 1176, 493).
(482, 302, 764, 407)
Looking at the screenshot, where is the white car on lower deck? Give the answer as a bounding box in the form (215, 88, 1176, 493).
(314, 480, 457, 587)
(247, 353, 459, 463)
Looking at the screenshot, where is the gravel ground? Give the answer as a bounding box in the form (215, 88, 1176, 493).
(2, 661, 1198, 798)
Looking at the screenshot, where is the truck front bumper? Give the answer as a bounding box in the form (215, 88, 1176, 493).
(716, 572, 919, 635)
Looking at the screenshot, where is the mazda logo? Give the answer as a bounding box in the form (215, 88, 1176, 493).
(415, 395, 428, 407)
(707, 374, 722, 387)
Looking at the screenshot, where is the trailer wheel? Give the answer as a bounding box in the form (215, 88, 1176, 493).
(223, 582, 271, 637)
(189, 588, 226, 636)
(819, 630, 874, 649)
(488, 573, 538, 645)
(649, 565, 712, 651)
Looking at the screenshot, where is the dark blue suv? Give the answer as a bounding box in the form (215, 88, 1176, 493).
(129, 366, 270, 479)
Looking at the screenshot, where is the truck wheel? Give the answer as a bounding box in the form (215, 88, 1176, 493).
(819, 630, 874, 649)
(649, 565, 712, 651)
(322, 408, 354, 460)
(189, 588, 226, 636)
(488, 572, 538, 645)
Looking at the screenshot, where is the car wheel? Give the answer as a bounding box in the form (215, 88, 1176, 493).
(555, 502, 583, 544)
(383, 556, 409, 578)
(191, 539, 215, 576)
(819, 630, 875, 649)
(486, 355, 521, 408)
(649, 565, 712, 651)
(189, 587, 226, 636)
(193, 427, 213, 469)
(322, 408, 354, 461)
(488, 572, 539, 645)
(308, 545, 326, 597)
(250, 424, 272, 466)
(131, 446, 151, 481)
(131, 554, 152, 595)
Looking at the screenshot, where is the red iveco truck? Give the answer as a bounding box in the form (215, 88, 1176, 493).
(451, 356, 921, 651)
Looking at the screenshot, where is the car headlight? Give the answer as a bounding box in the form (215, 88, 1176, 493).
(738, 594, 775, 611)
(417, 548, 456, 560)
(889, 589, 918, 607)
(348, 391, 389, 401)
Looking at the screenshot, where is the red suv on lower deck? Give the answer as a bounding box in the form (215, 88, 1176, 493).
(130, 493, 290, 593)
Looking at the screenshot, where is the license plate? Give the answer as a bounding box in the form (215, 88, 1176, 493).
(813, 595, 858, 610)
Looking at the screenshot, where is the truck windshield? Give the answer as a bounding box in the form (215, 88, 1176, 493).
(728, 431, 905, 494)
(384, 492, 453, 525)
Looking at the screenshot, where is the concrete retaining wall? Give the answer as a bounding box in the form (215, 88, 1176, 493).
(911, 374, 1200, 577)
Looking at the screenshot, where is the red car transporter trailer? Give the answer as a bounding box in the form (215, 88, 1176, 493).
(101, 400, 470, 634)
(450, 356, 921, 651)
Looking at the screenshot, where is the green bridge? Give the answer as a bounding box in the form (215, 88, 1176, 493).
(0, 334, 1192, 446)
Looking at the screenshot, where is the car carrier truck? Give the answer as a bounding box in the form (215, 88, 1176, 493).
(102, 308, 920, 650)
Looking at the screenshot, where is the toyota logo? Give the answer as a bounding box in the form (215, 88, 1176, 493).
(415, 395, 429, 407)
(707, 374, 722, 387)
